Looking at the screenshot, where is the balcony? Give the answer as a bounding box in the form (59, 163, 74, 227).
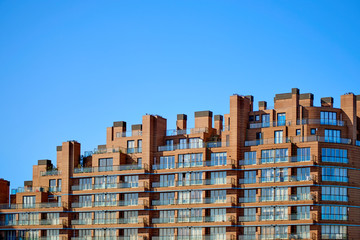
(152, 178, 236, 188)
(321, 195, 348, 202)
(321, 234, 347, 240)
(71, 199, 148, 208)
(152, 197, 235, 206)
(71, 218, 145, 225)
(158, 142, 205, 151)
(72, 237, 146, 240)
(115, 130, 143, 138)
(0, 219, 63, 226)
(73, 164, 147, 174)
(245, 137, 290, 146)
(322, 176, 349, 183)
(249, 121, 291, 129)
(239, 193, 315, 203)
(239, 175, 316, 185)
(152, 236, 233, 240)
(245, 135, 352, 146)
(72, 182, 147, 191)
(0, 202, 62, 210)
(297, 119, 345, 127)
(239, 155, 314, 166)
(153, 159, 235, 170)
(40, 169, 61, 176)
(152, 216, 230, 224)
(165, 127, 208, 136)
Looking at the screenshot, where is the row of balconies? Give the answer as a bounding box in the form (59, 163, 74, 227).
(249, 118, 345, 129)
(0, 219, 64, 226)
(245, 136, 352, 147)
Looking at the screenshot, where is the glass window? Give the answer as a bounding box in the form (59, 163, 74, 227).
(255, 115, 260, 121)
(137, 139, 142, 153)
(322, 186, 348, 201)
(243, 189, 256, 203)
(23, 196, 35, 208)
(322, 148, 348, 163)
(321, 111, 337, 125)
(324, 129, 341, 143)
(178, 153, 203, 168)
(321, 225, 347, 239)
(98, 158, 113, 171)
(277, 113, 286, 126)
(297, 147, 310, 162)
(310, 128, 316, 135)
(262, 114, 270, 127)
(274, 130, 283, 144)
(243, 151, 256, 165)
(179, 138, 187, 149)
(321, 206, 347, 220)
(296, 129, 301, 136)
(297, 168, 311, 181)
(189, 138, 203, 148)
(322, 167, 348, 182)
(210, 152, 227, 166)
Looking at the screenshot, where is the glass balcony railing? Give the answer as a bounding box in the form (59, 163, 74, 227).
(165, 127, 208, 136)
(152, 216, 228, 224)
(249, 121, 291, 129)
(40, 169, 61, 176)
(71, 218, 144, 225)
(71, 199, 147, 208)
(153, 159, 235, 170)
(322, 176, 349, 182)
(297, 118, 345, 126)
(74, 164, 147, 174)
(239, 155, 313, 166)
(152, 178, 235, 188)
(72, 182, 146, 191)
(152, 197, 235, 206)
(239, 194, 314, 203)
(0, 202, 62, 210)
(321, 233, 347, 239)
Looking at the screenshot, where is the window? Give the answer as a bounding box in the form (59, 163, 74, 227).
(256, 132, 262, 140)
(210, 190, 226, 203)
(243, 171, 256, 184)
(124, 175, 138, 188)
(47, 229, 59, 240)
(23, 196, 35, 208)
(297, 206, 310, 220)
(324, 129, 341, 143)
(124, 229, 138, 239)
(178, 172, 202, 186)
(321, 111, 337, 125)
(249, 115, 254, 121)
(243, 151, 256, 165)
(159, 228, 174, 238)
(137, 139, 142, 153)
(189, 138, 203, 148)
(159, 192, 175, 205)
(165, 139, 174, 151)
(79, 195, 92, 207)
(297, 225, 310, 239)
(98, 158, 113, 171)
(321, 225, 347, 239)
(322, 167, 348, 182)
(261, 187, 288, 201)
(49, 179, 56, 192)
(95, 193, 117, 206)
(79, 229, 91, 237)
(79, 178, 92, 190)
(127, 140, 135, 153)
(210, 227, 226, 239)
(211, 171, 226, 184)
(310, 128, 316, 135)
(297, 167, 311, 181)
(178, 190, 202, 204)
(322, 148, 348, 163)
(274, 130, 283, 144)
(94, 211, 116, 224)
(261, 206, 288, 220)
(244, 227, 256, 239)
(277, 113, 286, 126)
(261, 148, 288, 164)
(296, 129, 301, 136)
(297, 147, 310, 162)
(57, 179, 61, 191)
(178, 153, 203, 168)
(255, 115, 260, 121)
(78, 212, 92, 224)
(296, 187, 310, 200)
(154, 156, 175, 170)
(261, 226, 288, 239)
(95, 229, 116, 240)
(137, 158, 142, 167)
(179, 138, 187, 149)
(19, 212, 38, 225)
(243, 189, 256, 203)
(210, 152, 227, 166)
(159, 210, 175, 223)
(210, 209, 226, 222)
(47, 213, 60, 225)
(123, 193, 138, 206)
(322, 187, 347, 201)
(262, 114, 270, 127)
(177, 209, 201, 222)
(159, 174, 175, 187)
(94, 175, 117, 189)
(322, 206, 347, 220)
(243, 208, 256, 221)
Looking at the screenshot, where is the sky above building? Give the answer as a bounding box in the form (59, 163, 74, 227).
(1, 0, 360, 188)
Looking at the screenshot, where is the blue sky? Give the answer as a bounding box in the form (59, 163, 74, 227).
(0, 0, 359, 188)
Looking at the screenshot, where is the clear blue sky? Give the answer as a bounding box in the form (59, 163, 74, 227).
(1, 0, 359, 189)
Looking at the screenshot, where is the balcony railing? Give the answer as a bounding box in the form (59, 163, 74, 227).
(0, 219, 63, 226)
(72, 182, 147, 191)
(153, 159, 235, 170)
(239, 155, 314, 166)
(115, 130, 143, 138)
(321, 234, 347, 239)
(245, 137, 290, 146)
(0, 202, 62, 210)
(165, 127, 208, 136)
(152, 197, 235, 206)
(239, 193, 314, 203)
(71, 218, 145, 225)
(321, 195, 348, 202)
(245, 135, 352, 146)
(152, 216, 230, 224)
(74, 164, 147, 174)
(152, 235, 233, 240)
(297, 118, 345, 126)
(249, 121, 291, 129)
(239, 175, 316, 184)
(71, 199, 148, 208)
(152, 178, 236, 188)
(40, 169, 61, 176)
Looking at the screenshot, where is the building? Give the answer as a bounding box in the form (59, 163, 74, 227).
(0, 88, 360, 240)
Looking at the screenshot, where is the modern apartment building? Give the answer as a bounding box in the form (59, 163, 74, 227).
(0, 88, 360, 240)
